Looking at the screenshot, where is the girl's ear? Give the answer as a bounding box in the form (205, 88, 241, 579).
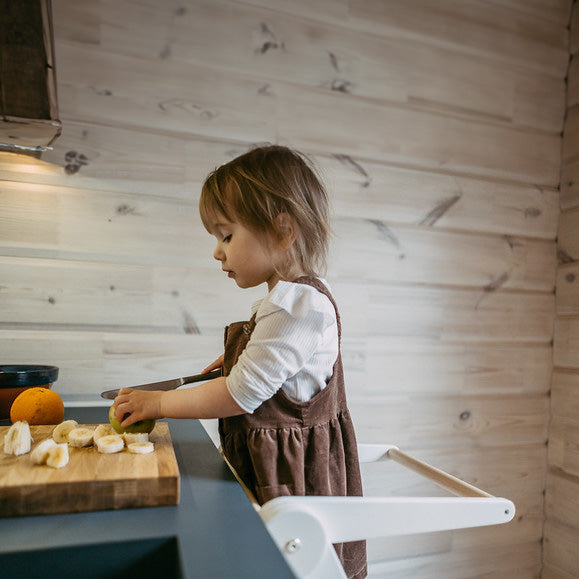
(274, 213, 296, 250)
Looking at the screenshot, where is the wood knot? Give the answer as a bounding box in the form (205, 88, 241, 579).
(524, 207, 541, 218)
(255, 22, 284, 54)
(182, 310, 200, 335)
(459, 411, 471, 421)
(331, 79, 354, 93)
(557, 248, 574, 264)
(64, 150, 89, 175)
(116, 204, 137, 216)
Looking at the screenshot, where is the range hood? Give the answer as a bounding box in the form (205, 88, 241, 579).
(0, 0, 61, 154)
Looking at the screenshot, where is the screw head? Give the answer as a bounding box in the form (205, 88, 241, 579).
(285, 538, 301, 554)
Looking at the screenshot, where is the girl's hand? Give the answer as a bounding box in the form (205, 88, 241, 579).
(202, 354, 224, 374)
(113, 388, 164, 428)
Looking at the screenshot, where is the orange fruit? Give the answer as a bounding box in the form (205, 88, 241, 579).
(10, 387, 65, 425)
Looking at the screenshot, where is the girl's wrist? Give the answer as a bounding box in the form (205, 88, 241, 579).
(157, 391, 167, 419)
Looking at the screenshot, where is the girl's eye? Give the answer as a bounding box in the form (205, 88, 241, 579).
(223, 234, 232, 243)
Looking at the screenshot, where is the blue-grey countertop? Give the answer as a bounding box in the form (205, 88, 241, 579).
(0, 406, 295, 578)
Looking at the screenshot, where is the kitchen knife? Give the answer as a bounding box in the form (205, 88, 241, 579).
(100, 369, 222, 400)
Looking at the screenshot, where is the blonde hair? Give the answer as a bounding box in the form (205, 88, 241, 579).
(200, 144, 331, 277)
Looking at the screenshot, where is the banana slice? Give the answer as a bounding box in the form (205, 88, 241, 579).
(45, 443, 69, 468)
(30, 438, 57, 465)
(93, 424, 115, 442)
(68, 427, 94, 448)
(4, 421, 32, 456)
(96, 434, 124, 454)
(52, 420, 79, 444)
(123, 432, 149, 445)
(127, 442, 154, 454)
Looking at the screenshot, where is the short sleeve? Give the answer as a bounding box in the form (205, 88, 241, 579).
(226, 281, 337, 412)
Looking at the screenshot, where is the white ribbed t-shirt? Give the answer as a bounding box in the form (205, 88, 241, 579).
(225, 279, 339, 413)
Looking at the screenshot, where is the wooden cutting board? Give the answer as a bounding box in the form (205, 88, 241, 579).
(0, 422, 179, 517)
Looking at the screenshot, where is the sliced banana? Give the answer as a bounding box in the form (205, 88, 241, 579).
(45, 443, 69, 468)
(52, 420, 79, 444)
(93, 424, 115, 442)
(127, 442, 154, 455)
(68, 427, 94, 448)
(3, 420, 32, 456)
(123, 432, 149, 445)
(96, 434, 125, 454)
(30, 438, 57, 465)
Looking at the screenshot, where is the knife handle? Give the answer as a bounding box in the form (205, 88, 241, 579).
(181, 369, 222, 385)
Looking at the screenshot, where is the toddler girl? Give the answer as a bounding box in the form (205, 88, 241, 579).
(113, 144, 366, 579)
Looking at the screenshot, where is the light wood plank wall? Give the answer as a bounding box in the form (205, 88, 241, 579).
(544, 2, 579, 578)
(0, 0, 570, 576)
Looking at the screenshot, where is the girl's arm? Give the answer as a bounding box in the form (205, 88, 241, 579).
(113, 376, 245, 428)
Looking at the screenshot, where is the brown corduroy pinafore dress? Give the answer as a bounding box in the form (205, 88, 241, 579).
(219, 276, 367, 579)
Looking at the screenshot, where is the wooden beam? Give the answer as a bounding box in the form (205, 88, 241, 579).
(0, 0, 61, 150)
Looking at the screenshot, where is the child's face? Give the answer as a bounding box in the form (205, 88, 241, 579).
(208, 214, 283, 292)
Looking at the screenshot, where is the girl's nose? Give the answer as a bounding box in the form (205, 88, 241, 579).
(213, 243, 224, 261)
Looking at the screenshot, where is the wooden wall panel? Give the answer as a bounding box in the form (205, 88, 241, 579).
(331, 225, 556, 290)
(54, 0, 565, 132)
(351, 394, 548, 449)
(545, 468, 579, 529)
(343, 341, 552, 396)
(542, 566, 578, 579)
(559, 157, 579, 211)
(0, 256, 259, 334)
(0, 329, 225, 396)
(557, 210, 579, 259)
(4, 124, 562, 240)
(567, 53, 579, 108)
(335, 283, 554, 343)
(554, 318, 579, 369)
(548, 416, 579, 477)
(52, 40, 561, 184)
(556, 262, 579, 314)
(0, 181, 210, 265)
(544, 2, 579, 576)
(543, 519, 579, 578)
(551, 371, 579, 418)
(247, 0, 570, 73)
(367, 541, 541, 579)
(325, 157, 559, 239)
(561, 85, 579, 209)
(367, 508, 541, 570)
(0, 256, 555, 340)
(1, 179, 557, 282)
(0, 1, 568, 576)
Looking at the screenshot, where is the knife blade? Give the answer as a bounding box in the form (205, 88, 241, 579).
(100, 369, 222, 400)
